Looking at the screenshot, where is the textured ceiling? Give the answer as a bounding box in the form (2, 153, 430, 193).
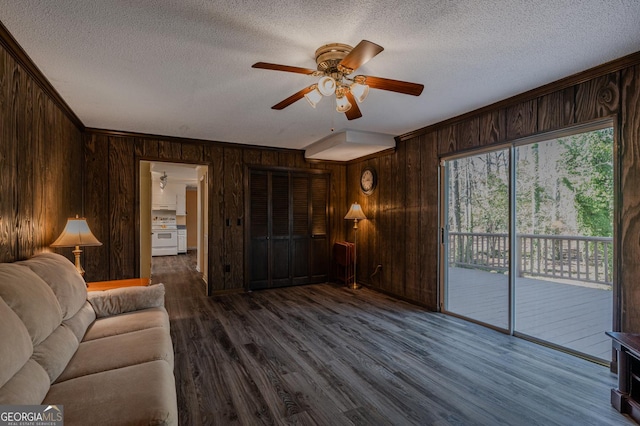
(1, 1, 640, 156)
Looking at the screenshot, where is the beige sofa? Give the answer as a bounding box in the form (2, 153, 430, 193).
(0, 252, 177, 425)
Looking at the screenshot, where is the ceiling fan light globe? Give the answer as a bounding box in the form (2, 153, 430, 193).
(304, 88, 323, 108)
(317, 76, 336, 96)
(350, 82, 369, 103)
(336, 96, 352, 113)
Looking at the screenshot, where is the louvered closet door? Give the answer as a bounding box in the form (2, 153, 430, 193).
(249, 171, 269, 289)
(270, 173, 291, 288)
(309, 175, 328, 282)
(247, 169, 329, 290)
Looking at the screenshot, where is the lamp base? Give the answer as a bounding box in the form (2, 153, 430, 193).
(72, 246, 85, 277)
(348, 281, 361, 290)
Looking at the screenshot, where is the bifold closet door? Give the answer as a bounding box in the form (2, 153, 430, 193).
(247, 169, 329, 290)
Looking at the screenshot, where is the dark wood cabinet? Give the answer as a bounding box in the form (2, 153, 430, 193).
(607, 332, 640, 423)
(246, 168, 329, 290)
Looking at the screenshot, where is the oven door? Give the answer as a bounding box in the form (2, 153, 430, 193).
(152, 229, 178, 256)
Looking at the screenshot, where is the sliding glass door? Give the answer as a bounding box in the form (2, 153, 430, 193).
(514, 128, 614, 360)
(443, 148, 510, 330)
(441, 125, 614, 362)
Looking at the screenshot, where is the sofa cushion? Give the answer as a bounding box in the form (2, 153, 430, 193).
(55, 326, 174, 383)
(45, 360, 178, 426)
(0, 264, 62, 345)
(63, 301, 97, 342)
(83, 306, 169, 341)
(18, 253, 87, 320)
(0, 297, 33, 388)
(32, 325, 79, 383)
(0, 359, 50, 405)
(87, 284, 165, 318)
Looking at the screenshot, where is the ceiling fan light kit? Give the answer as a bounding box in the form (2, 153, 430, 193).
(304, 85, 323, 108)
(252, 40, 424, 120)
(317, 76, 337, 96)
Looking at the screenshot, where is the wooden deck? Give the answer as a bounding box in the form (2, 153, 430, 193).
(447, 267, 613, 360)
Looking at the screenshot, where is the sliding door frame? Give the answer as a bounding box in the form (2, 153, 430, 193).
(438, 118, 618, 364)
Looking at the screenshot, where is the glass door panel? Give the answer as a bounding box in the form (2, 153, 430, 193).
(444, 149, 510, 330)
(514, 128, 614, 360)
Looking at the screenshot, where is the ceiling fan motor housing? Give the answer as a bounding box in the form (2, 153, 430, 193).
(315, 43, 353, 73)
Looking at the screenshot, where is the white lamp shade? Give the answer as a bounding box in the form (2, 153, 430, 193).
(51, 217, 102, 247)
(344, 202, 367, 220)
(350, 82, 369, 103)
(317, 76, 336, 96)
(304, 88, 323, 108)
(336, 95, 352, 113)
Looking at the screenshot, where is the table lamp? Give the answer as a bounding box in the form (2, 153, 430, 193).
(51, 215, 102, 277)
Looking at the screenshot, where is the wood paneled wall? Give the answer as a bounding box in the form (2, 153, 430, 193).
(348, 57, 640, 335)
(0, 41, 83, 263)
(82, 130, 347, 293)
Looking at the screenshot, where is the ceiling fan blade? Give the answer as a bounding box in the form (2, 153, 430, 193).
(338, 40, 384, 72)
(344, 91, 362, 120)
(272, 85, 315, 110)
(361, 75, 424, 96)
(252, 62, 317, 75)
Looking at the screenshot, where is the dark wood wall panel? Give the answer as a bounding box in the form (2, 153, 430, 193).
(158, 140, 182, 160)
(403, 137, 420, 301)
(1, 49, 18, 261)
(83, 131, 345, 293)
(574, 73, 620, 123)
(205, 144, 225, 293)
(181, 143, 203, 163)
(479, 109, 506, 146)
(0, 42, 83, 265)
(438, 124, 457, 155)
(537, 90, 564, 132)
(223, 147, 244, 289)
(108, 137, 136, 279)
(506, 99, 537, 140)
(420, 132, 439, 308)
(620, 65, 640, 332)
(83, 133, 110, 281)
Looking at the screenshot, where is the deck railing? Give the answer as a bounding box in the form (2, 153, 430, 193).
(448, 232, 613, 287)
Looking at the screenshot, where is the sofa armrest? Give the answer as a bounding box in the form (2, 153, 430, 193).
(87, 284, 165, 318)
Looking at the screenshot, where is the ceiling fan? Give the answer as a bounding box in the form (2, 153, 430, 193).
(252, 40, 424, 120)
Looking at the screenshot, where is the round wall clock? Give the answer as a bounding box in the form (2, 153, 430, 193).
(360, 166, 377, 195)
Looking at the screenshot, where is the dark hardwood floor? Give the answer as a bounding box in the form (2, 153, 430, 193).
(152, 253, 632, 425)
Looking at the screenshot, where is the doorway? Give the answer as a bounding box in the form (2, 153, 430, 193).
(440, 124, 615, 363)
(139, 160, 208, 285)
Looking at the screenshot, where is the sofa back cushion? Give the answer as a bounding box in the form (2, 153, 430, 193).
(0, 296, 51, 405)
(0, 297, 33, 389)
(0, 264, 62, 346)
(18, 253, 87, 320)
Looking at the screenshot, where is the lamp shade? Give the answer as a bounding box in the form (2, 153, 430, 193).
(350, 82, 369, 103)
(344, 202, 367, 221)
(336, 95, 352, 113)
(317, 76, 336, 96)
(51, 217, 102, 247)
(304, 87, 323, 108)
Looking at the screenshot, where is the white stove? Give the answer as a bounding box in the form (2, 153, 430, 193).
(152, 212, 178, 256)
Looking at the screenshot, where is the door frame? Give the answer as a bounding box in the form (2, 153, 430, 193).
(438, 118, 618, 363)
(135, 157, 212, 292)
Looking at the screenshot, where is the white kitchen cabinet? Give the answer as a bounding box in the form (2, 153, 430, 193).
(177, 229, 187, 253)
(152, 182, 179, 210)
(176, 192, 186, 216)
